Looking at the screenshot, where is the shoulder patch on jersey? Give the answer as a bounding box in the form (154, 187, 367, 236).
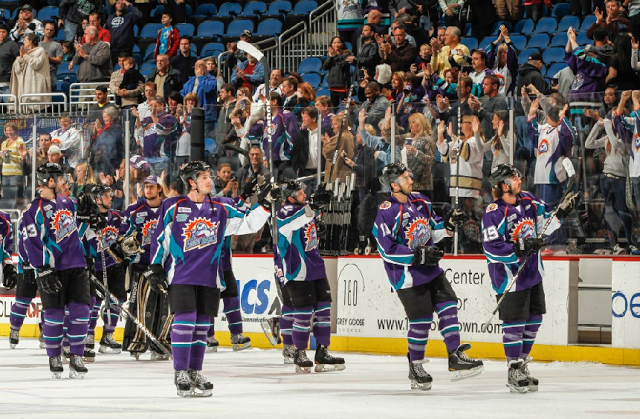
(379, 201, 392, 210)
(486, 203, 498, 212)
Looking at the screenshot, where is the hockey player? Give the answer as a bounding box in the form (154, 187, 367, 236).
(118, 175, 171, 360)
(144, 161, 273, 397)
(22, 163, 91, 378)
(482, 164, 578, 393)
(372, 163, 484, 391)
(275, 180, 345, 373)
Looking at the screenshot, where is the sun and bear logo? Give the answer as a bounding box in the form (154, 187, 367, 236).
(98, 226, 119, 252)
(182, 217, 219, 252)
(141, 219, 158, 246)
(404, 217, 431, 250)
(509, 218, 536, 243)
(51, 209, 77, 243)
(304, 222, 319, 251)
(635, 132, 640, 152)
(538, 138, 550, 155)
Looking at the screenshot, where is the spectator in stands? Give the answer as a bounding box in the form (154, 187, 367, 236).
(1, 122, 25, 204)
(226, 30, 252, 71)
(110, 54, 144, 108)
(337, 0, 364, 42)
(0, 24, 20, 102)
(214, 83, 238, 156)
(154, 13, 180, 59)
(135, 82, 157, 127)
(59, 0, 101, 42)
(83, 12, 111, 45)
(468, 49, 493, 96)
(388, 18, 417, 47)
(436, 76, 474, 131)
(315, 95, 335, 133)
(469, 74, 507, 137)
(477, 110, 511, 169)
(205, 57, 224, 86)
(343, 120, 378, 200)
(234, 86, 252, 113)
(73, 161, 97, 196)
(105, 0, 143, 66)
(486, 25, 518, 96)
(297, 82, 316, 109)
(171, 36, 197, 85)
(264, 92, 299, 179)
(281, 76, 300, 114)
(10, 33, 51, 112)
(349, 81, 391, 134)
(175, 92, 197, 167)
(495, 0, 519, 21)
(351, 9, 385, 51)
(72, 25, 111, 83)
(133, 95, 179, 176)
(253, 68, 284, 102)
(429, 26, 469, 78)
(40, 22, 64, 84)
(47, 145, 68, 169)
(629, 1, 640, 40)
(118, 56, 145, 105)
(379, 26, 418, 73)
(570, 0, 594, 18)
(439, 0, 462, 31)
(323, 112, 355, 182)
(291, 106, 322, 177)
(212, 162, 238, 197)
(149, 53, 182, 101)
(566, 27, 609, 113)
(89, 85, 117, 125)
(92, 106, 124, 175)
(468, 0, 499, 40)
(75, 17, 89, 41)
(322, 36, 354, 108)
(523, 0, 544, 22)
(606, 33, 639, 90)
(10, 4, 43, 44)
(587, 2, 630, 41)
(357, 107, 401, 166)
(163, 0, 188, 24)
(22, 132, 52, 170)
(349, 24, 381, 83)
(51, 115, 82, 169)
(180, 59, 217, 134)
(231, 53, 264, 94)
(61, 41, 75, 62)
(516, 52, 551, 97)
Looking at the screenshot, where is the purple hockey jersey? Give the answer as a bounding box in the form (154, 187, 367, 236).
(481, 191, 560, 294)
(372, 193, 452, 290)
(0, 211, 13, 266)
(81, 210, 124, 271)
(119, 198, 162, 266)
(263, 110, 299, 163)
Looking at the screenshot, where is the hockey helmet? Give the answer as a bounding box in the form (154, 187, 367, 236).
(87, 184, 113, 201)
(379, 163, 410, 189)
(180, 161, 211, 190)
(36, 162, 64, 186)
(279, 180, 305, 201)
(489, 164, 522, 190)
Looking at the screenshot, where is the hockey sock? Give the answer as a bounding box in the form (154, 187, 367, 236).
(43, 308, 65, 357)
(408, 317, 432, 362)
(292, 306, 313, 350)
(67, 302, 90, 356)
(521, 314, 543, 357)
(171, 311, 197, 371)
(281, 304, 294, 346)
(435, 302, 461, 354)
(222, 296, 243, 335)
(312, 301, 331, 347)
(62, 310, 70, 350)
(88, 296, 100, 338)
(9, 297, 32, 331)
(189, 313, 211, 371)
(102, 299, 123, 334)
(502, 320, 526, 361)
(207, 323, 215, 338)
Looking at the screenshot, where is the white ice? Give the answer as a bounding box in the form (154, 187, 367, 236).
(1, 339, 639, 419)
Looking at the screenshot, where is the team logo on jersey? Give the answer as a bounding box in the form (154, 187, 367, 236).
(51, 209, 76, 243)
(141, 219, 158, 246)
(635, 133, 640, 152)
(538, 138, 550, 155)
(98, 226, 119, 251)
(509, 218, 535, 243)
(486, 203, 498, 212)
(304, 223, 319, 252)
(405, 217, 431, 250)
(182, 218, 219, 252)
(379, 201, 391, 210)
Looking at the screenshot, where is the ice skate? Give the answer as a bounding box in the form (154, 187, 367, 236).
(83, 348, 96, 363)
(69, 354, 87, 379)
(9, 329, 19, 348)
(188, 369, 214, 397)
(520, 357, 539, 392)
(231, 333, 251, 351)
(448, 343, 484, 381)
(282, 344, 295, 364)
(150, 350, 171, 361)
(206, 336, 219, 353)
(175, 370, 194, 397)
(99, 332, 122, 354)
(294, 349, 313, 373)
(85, 334, 95, 350)
(314, 345, 345, 372)
(260, 317, 282, 346)
(507, 360, 529, 393)
(407, 354, 432, 391)
(49, 356, 63, 379)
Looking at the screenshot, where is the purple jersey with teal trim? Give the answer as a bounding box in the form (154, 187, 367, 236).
(481, 191, 560, 294)
(21, 196, 87, 270)
(372, 193, 451, 290)
(275, 203, 325, 283)
(120, 198, 162, 266)
(151, 196, 269, 289)
(0, 211, 13, 265)
(83, 210, 124, 271)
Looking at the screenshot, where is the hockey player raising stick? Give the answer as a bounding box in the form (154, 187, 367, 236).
(482, 164, 578, 393)
(144, 161, 273, 397)
(373, 163, 484, 391)
(275, 180, 345, 373)
(22, 163, 92, 379)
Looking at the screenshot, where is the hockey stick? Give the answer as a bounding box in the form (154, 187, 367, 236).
(481, 159, 576, 332)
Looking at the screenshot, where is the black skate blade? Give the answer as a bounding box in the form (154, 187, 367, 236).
(314, 363, 346, 373)
(450, 365, 484, 382)
(506, 383, 529, 394)
(295, 365, 312, 373)
(260, 321, 280, 346)
(410, 380, 432, 391)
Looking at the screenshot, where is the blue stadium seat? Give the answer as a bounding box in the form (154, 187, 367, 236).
(576, 31, 589, 46)
(479, 36, 498, 48)
(527, 34, 549, 49)
(300, 72, 322, 87)
(551, 32, 568, 47)
(197, 20, 225, 39)
(551, 2, 571, 19)
(316, 88, 330, 97)
(242, 1, 267, 16)
(194, 4, 218, 17)
(268, 0, 292, 14)
(139, 23, 163, 39)
(518, 48, 540, 65)
(140, 61, 156, 71)
(546, 62, 566, 78)
(0, 8, 8, 20)
(535, 17, 557, 34)
(463, 23, 472, 37)
(255, 19, 283, 37)
(140, 67, 154, 79)
(150, 5, 164, 18)
(542, 47, 565, 64)
(460, 37, 478, 51)
(143, 44, 156, 62)
(509, 35, 527, 51)
(580, 14, 596, 31)
(225, 19, 255, 38)
(513, 19, 534, 35)
(219, 2, 242, 17)
(200, 43, 224, 58)
(57, 64, 75, 76)
(176, 23, 195, 37)
(557, 15, 580, 32)
(298, 57, 322, 74)
(292, 0, 317, 14)
(38, 6, 58, 21)
(491, 21, 512, 35)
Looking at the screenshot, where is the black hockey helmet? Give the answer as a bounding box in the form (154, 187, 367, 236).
(180, 161, 211, 190)
(379, 163, 410, 189)
(36, 162, 64, 186)
(87, 184, 113, 201)
(489, 164, 522, 190)
(279, 180, 305, 201)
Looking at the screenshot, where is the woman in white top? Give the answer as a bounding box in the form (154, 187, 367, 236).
(476, 110, 512, 169)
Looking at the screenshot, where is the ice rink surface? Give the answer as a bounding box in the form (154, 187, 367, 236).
(1, 339, 640, 419)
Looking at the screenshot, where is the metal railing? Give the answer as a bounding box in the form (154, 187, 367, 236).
(19, 93, 68, 114)
(308, 1, 337, 58)
(69, 82, 116, 113)
(0, 94, 18, 114)
(277, 22, 308, 75)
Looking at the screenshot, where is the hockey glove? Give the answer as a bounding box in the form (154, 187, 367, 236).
(22, 264, 36, 285)
(37, 265, 62, 294)
(310, 189, 334, 207)
(240, 176, 259, 201)
(413, 245, 444, 266)
(109, 237, 126, 261)
(514, 237, 546, 258)
(258, 183, 280, 210)
(85, 257, 96, 281)
(143, 264, 168, 294)
(316, 219, 327, 239)
(555, 191, 579, 220)
(444, 208, 465, 233)
(76, 193, 95, 217)
(2, 264, 17, 290)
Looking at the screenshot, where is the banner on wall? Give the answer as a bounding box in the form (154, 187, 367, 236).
(611, 261, 640, 349)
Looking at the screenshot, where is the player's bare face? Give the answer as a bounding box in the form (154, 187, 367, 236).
(144, 183, 159, 200)
(54, 176, 65, 194)
(507, 175, 522, 195)
(394, 172, 413, 195)
(196, 173, 212, 195)
(294, 189, 307, 205)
